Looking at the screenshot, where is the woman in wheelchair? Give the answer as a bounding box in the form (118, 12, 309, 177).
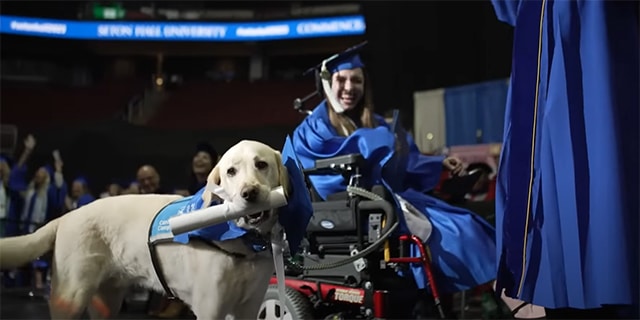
(291, 50, 497, 301)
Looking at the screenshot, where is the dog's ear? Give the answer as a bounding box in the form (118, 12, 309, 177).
(201, 165, 221, 207)
(274, 151, 290, 198)
(208, 164, 221, 186)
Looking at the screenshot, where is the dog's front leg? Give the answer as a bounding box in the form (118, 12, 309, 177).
(189, 280, 234, 320)
(232, 289, 270, 320)
(191, 297, 230, 319)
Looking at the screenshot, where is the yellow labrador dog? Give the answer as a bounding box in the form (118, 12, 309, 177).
(0, 140, 289, 319)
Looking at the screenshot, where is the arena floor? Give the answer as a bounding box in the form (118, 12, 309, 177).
(1, 287, 491, 319)
(0, 288, 164, 319)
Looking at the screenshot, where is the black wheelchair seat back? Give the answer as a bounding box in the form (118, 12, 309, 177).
(301, 153, 397, 258)
(307, 185, 389, 226)
(305, 154, 365, 202)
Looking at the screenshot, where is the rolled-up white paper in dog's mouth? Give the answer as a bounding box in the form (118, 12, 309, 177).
(168, 186, 288, 236)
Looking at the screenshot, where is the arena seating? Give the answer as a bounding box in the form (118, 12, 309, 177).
(1, 79, 147, 129)
(146, 80, 320, 130)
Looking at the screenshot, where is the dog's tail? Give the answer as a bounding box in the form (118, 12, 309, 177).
(0, 218, 61, 269)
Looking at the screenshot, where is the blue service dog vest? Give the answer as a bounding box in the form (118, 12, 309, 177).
(147, 193, 269, 251)
(149, 196, 195, 243)
(146, 193, 270, 299)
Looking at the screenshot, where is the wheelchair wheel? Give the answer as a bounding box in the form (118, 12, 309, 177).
(258, 284, 314, 320)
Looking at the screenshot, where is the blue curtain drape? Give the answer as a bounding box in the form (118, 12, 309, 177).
(443, 78, 509, 146)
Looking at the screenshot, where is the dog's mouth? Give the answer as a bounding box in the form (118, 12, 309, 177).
(244, 210, 269, 225)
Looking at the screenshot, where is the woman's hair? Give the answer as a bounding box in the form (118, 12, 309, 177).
(326, 69, 377, 136)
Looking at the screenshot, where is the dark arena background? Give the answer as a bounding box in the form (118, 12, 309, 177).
(0, 1, 516, 319)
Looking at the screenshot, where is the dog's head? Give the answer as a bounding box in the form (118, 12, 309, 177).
(202, 140, 289, 235)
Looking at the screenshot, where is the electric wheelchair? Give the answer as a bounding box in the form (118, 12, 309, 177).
(260, 150, 463, 320)
(256, 50, 494, 319)
(257, 117, 478, 320)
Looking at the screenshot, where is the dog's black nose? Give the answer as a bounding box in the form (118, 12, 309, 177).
(241, 186, 259, 202)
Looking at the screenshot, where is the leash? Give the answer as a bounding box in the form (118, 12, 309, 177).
(165, 183, 291, 313)
(270, 224, 288, 317)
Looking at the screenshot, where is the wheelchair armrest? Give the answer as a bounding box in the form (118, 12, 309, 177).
(311, 153, 365, 172)
(302, 154, 365, 200)
(440, 168, 485, 200)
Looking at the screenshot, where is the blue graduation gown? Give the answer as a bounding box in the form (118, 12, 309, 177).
(3, 164, 28, 236)
(292, 102, 496, 293)
(76, 194, 95, 208)
(492, 0, 639, 309)
(16, 164, 68, 236)
(23, 180, 67, 235)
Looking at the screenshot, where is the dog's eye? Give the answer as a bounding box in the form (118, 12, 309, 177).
(255, 161, 268, 170)
(226, 167, 236, 177)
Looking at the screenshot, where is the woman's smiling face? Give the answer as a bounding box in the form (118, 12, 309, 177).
(331, 67, 365, 111)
